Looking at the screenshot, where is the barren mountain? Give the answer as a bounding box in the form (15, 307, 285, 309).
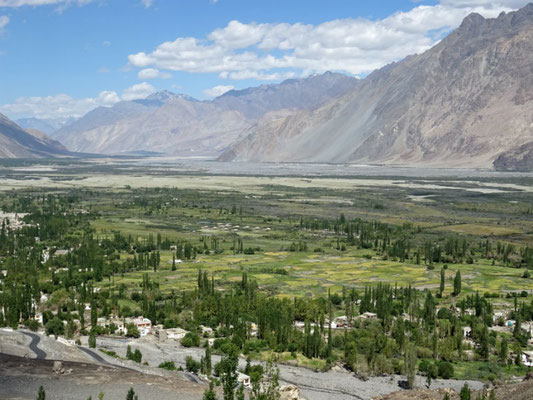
(221, 4, 533, 168)
(54, 73, 358, 156)
(0, 113, 71, 158)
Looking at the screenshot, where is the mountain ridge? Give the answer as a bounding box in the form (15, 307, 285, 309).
(52, 72, 359, 156)
(0, 113, 72, 158)
(220, 4, 533, 169)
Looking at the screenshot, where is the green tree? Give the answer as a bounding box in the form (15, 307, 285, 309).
(460, 383, 471, 400)
(344, 340, 358, 372)
(126, 387, 138, 400)
(203, 381, 218, 400)
(513, 342, 522, 366)
(220, 349, 239, 400)
(478, 325, 489, 360)
(249, 361, 280, 400)
(37, 386, 46, 400)
(125, 323, 140, 338)
(89, 331, 96, 348)
(453, 270, 462, 296)
(499, 338, 508, 364)
(439, 268, 445, 297)
(404, 343, 417, 390)
(236, 384, 245, 400)
(205, 343, 213, 376)
(45, 317, 65, 339)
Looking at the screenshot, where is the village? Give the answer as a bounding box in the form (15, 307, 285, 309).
(4, 273, 531, 371)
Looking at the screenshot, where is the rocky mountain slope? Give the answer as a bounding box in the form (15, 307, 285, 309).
(221, 4, 533, 168)
(493, 141, 533, 171)
(54, 73, 358, 156)
(0, 113, 71, 158)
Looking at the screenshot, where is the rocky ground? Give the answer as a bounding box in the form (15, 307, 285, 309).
(373, 377, 533, 400)
(0, 329, 485, 400)
(0, 353, 206, 400)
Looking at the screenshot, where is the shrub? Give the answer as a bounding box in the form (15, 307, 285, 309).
(158, 361, 176, 371)
(181, 332, 200, 347)
(438, 361, 454, 379)
(185, 356, 200, 373)
(27, 319, 40, 332)
(126, 345, 142, 363)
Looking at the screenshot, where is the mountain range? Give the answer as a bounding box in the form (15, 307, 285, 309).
(2, 4, 533, 169)
(0, 114, 71, 158)
(50, 73, 358, 157)
(221, 4, 533, 170)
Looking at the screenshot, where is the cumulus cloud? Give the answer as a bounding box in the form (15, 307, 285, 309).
(121, 82, 156, 101)
(140, 0, 153, 8)
(0, 90, 120, 119)
(137, 68, 171, 80)
(128, 1, 530, 80)
(0, 82, 160, 119)
(203, 85, 234, 98)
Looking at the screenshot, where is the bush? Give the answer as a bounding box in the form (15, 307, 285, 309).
(181, 332, 200, 347)
(126, 345, 142, 363)
(185, 356, 200, 373)
(438, 361, 454, 379)
(125, 323, 140, 338)
(45, 317, 64, 338)
(27, 319, 40, 332)
(158, 361, 176, 371)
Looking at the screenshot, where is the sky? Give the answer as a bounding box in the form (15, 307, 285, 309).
(0, 0, 530, 121)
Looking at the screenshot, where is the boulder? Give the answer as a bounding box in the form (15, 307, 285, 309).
(53, 361, 65, 375)
(279, 384, 303, 400)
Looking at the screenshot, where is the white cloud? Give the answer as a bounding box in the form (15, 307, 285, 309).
(140, 0, 153, 8)
(128, 1, 530, 80)
(0, 83, 160, 120)
(0, 90, 120, 119)
(0, 15, 10, 34)
(121, 82, 156, 101)
(137, 68, 171, 80)
(203, 85, 234, 98)
(0, 15, 8, 32)
(0, 0, 94, 7)
(440, 0, 527, 7)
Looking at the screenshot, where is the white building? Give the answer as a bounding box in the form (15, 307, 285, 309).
(133, 316, 152, 336)
(237, 372, 251, 388)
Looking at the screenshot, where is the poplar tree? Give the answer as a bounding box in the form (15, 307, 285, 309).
(453, 270, 462, 296)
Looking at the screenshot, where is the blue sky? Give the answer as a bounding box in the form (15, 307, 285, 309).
(0, 0, 529, 120)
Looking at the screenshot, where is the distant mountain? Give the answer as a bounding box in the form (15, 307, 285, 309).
(212, 72, 359, 119)
(0, 113, 71, 158)
(53, 72, 358, 156)
(221, 4, 533, 169)
(16, 117, 75, 135)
